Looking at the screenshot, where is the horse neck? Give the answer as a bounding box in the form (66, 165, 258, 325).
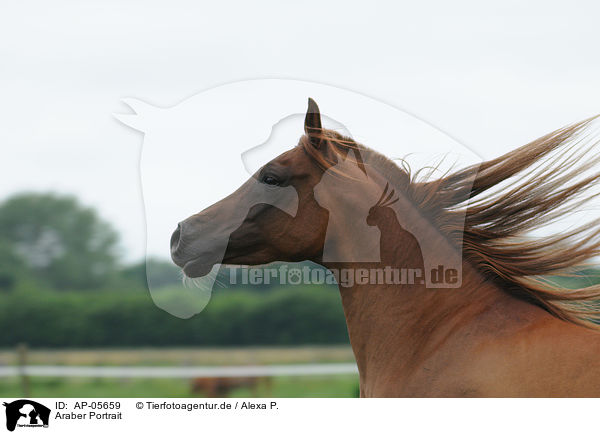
(371, 207, 422, 267)
(322, 204, 515, 388)
(339, 263, 505, 365)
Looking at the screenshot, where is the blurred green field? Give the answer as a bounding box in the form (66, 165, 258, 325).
(0, 375, 359, 398)
(0, 346, 359, 398)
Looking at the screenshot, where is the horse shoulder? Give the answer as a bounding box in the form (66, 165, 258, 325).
(466, 306, 600, 396)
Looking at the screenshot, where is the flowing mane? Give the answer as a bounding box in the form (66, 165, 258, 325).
(300, 117, 600, 330)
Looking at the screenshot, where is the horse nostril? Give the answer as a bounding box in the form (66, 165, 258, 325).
(170, 223, 183, 253)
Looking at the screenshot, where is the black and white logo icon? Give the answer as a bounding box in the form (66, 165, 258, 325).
(3, 400, 50, 432)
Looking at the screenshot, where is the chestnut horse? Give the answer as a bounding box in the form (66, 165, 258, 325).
(171, 99, 600, 397)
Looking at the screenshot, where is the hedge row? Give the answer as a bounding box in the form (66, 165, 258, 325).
(0, 285, 349, 347)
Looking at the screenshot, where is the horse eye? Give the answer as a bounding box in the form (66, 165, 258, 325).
(262, 175, 280, 186)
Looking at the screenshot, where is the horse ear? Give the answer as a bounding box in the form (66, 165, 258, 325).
(304, 98, 324, 149)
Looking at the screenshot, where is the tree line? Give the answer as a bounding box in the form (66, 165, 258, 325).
(0, 192, 349, 347)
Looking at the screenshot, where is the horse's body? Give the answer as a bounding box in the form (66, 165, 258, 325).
(170, 99, 600, 396)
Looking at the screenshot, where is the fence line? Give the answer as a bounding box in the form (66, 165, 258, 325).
(0, 363, 358, 378)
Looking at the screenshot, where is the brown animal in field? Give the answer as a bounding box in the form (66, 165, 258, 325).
(172, 98, 600, 397)
(190, 377, 271, 397)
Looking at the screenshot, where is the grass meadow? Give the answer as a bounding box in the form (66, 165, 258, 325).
(0, 346, 359, 398)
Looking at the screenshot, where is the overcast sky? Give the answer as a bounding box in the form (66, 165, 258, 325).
(1, 0, 600, 262)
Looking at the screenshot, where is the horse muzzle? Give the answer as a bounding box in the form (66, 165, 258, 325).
(170, 220, 229, 278)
